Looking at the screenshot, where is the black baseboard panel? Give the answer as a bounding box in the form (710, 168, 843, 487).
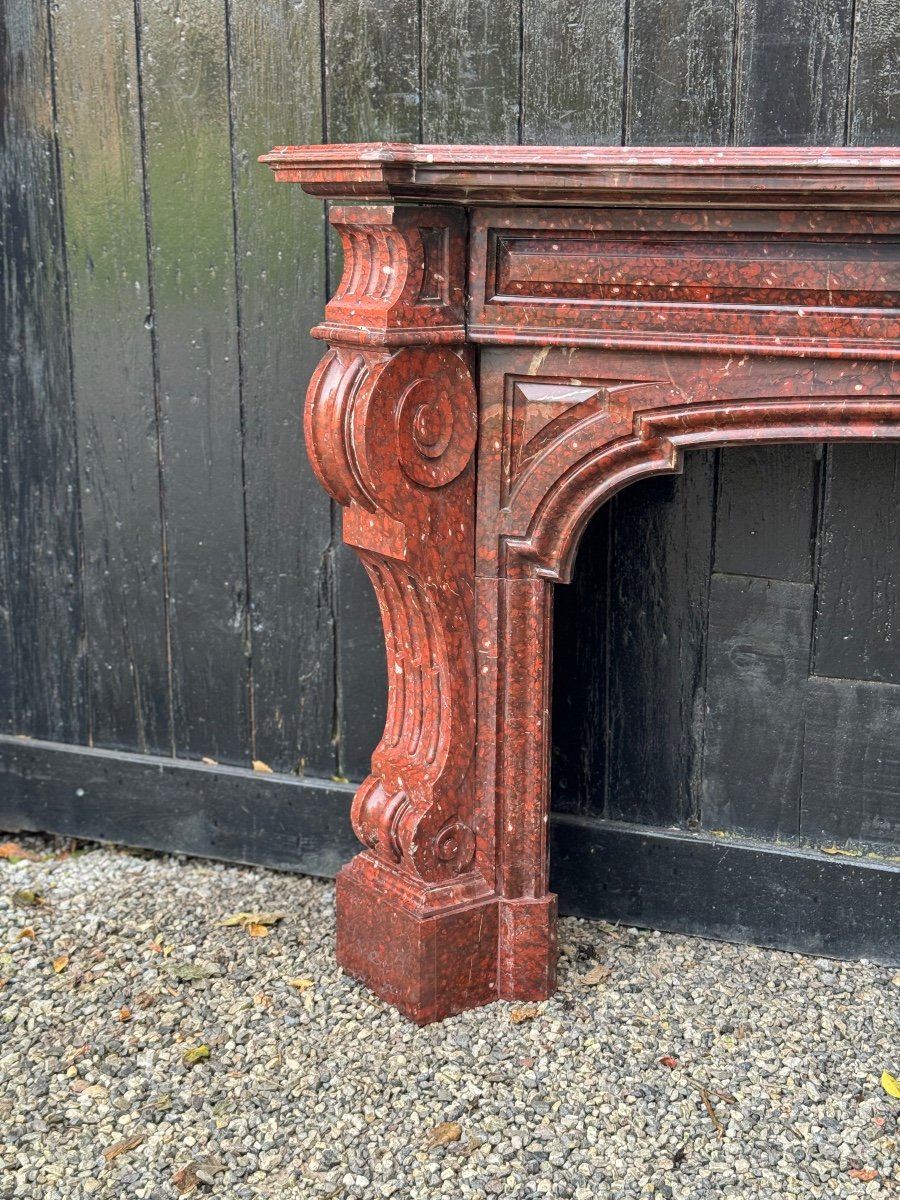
(549, 813, 900, 965)
(0, 736, 358, 878)
(3, 738, 899, 965)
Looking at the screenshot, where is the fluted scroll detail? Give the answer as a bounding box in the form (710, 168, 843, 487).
(305, 279, 480, 884)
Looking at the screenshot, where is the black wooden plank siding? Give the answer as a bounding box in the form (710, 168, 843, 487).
(1, 0, 899, 961)
(521, 0, 625, 145)
(137, 0, 250, 763)
(626, 0, 735, 143)
(228, 0, 336, 775)
(0, 1, 86, 744)
(814, 444, 900, 685)
(713, 446, 820, 584)
(52, 0, 170, 756)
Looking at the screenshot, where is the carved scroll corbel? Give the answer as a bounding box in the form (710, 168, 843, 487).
(304, 205, 480, 886)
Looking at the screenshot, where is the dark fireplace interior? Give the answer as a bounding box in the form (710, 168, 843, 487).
(551, 442, 900, 862)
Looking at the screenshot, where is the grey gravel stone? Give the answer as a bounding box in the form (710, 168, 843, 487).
(0, 835, 898, 1198)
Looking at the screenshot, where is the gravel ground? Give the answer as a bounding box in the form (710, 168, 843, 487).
(1, 835, 899, 1200)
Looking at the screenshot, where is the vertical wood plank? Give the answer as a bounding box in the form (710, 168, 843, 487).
(734, 0, 852, 143)
(522, 0, 626, 145)
(323, 0, 423, 779)
(714, 445, 820, 584)
(422, 0, 520, 143)
(0, 1, 86, 742)
(813, 443, 900, 685)
(229, 0, 336, 777)
(137, 0, 249, 762)
(324, 0, 421, 143)
(801, 678, 900, 852)
(551, 506, 610, 816)
(625, 0, 735, 143)
(52, 0, 170, 755)
(848, 0, 900, 144)
(605, 452, 717, 826)
(702, 575, 814, 840)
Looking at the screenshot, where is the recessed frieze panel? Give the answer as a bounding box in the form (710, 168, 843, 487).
(496, 232, 898, 308)
(471, 207, 900, 356)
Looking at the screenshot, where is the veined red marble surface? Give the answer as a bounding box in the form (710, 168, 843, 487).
(261, 143, 900, 1023)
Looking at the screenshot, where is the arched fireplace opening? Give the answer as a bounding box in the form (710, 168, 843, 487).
(551, 441, 900, 960)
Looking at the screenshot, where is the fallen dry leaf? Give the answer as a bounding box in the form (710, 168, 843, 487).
(172, 1162, 200, 1195)
(134, 991, 156, 1009)
(0, 841, 41, 862)
(509, 1005, 540, 1025)
(52, 954, 69, 974)
(881, 1070, 900, 1099)
(172, 1158, 224, 1194)
(0, 979, 7, 991)
(119, 1007, 132, 1022)
(248, 923, 269, 938)
(103, 1133, 144, 1162)
(182, 1045, 210, 1066)
(288, 978, 314, 991)
(218, 910, 285, 930)
(660, 1056, 679, 1070)
(425, 1121, 462, 1149)
(252, 759, 273, 774)
(848, 1168, 878, 1182)
(582, 964, 611, 986)
(17, 927, 36, 940)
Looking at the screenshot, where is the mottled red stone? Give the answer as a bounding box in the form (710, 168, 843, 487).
(260, 144, 900, 1024)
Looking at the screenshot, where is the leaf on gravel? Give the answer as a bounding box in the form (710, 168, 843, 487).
(0, 841, 41, 862)
(134, 991, 156, 1009)
(172, 1162, 200, 1195)
(881, 1071, 900, 1099)
(425, 1121, 462, 1149)
(248, 923, 269, 938)
(103, 1133, 144, 1162)
(53, 954, 69, 974)
(164, 962, 216, 982)
(12, 889, 45, 908)
(175, 1156, 223, 1192)
(509, 1005, 540, 1025)
(182, 1045, 210, 1066)
(119, 1007, 132, 1022)
(848, 1168, 878, 1181)
(659, 1056, 679, 1070)
(252, 759, 273, 774)
(218, 911, 285, 931)
(0, 979, 7, 991)
(582, 964, 611, 986)
(287, 978, 314, 990)
(17, 927, 36, 940)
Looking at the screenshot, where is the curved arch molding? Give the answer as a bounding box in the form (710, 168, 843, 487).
(261, 144, 900, 1024)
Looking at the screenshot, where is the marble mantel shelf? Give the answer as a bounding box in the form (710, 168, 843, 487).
(260, 143, 900, 1023)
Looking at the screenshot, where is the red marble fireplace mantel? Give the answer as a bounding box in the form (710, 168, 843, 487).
(260, 144, 900, 1024)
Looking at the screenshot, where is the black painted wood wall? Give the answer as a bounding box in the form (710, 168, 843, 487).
(1, 0, 898, 955)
